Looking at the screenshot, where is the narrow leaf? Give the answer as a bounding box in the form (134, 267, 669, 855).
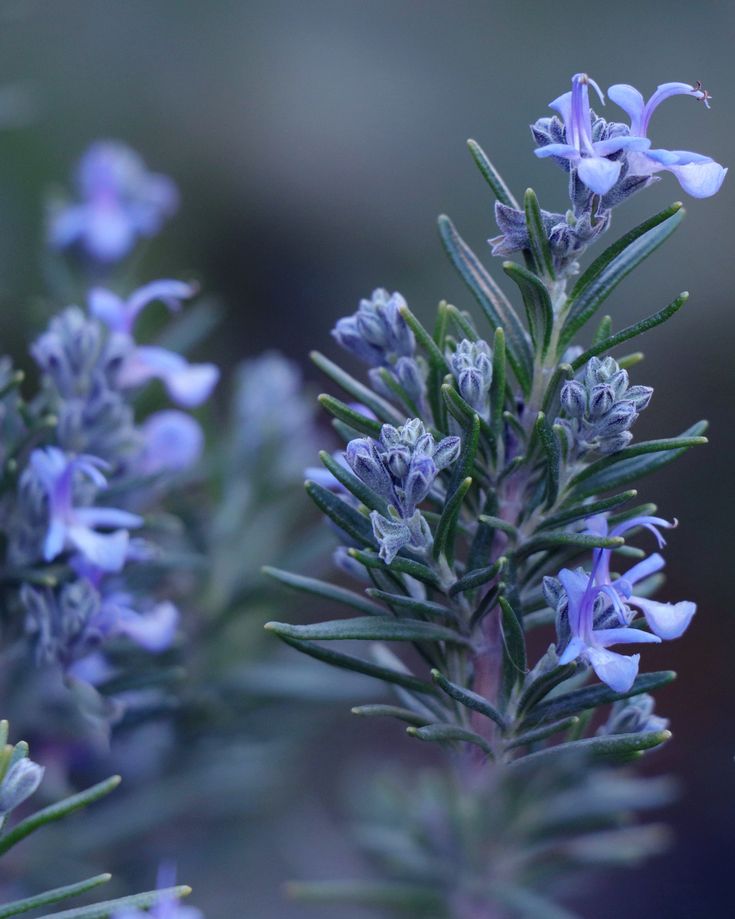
(0, 776, 121, 857)
(535, 412, 560, 508)
(500, 597, 527, 695)
(559, 204, 685, 348)
(513, 531, 623, 560)
(524, 187, 556, 279)
(467, 139, 519, 208)
(433, 477, 473, 565)
(503, 261, 553, 354)
(317, 449, 388, 514)
(367, 589, 457, 622)
(310, 350, 403, 423)
(348, 548, 440, 588)
(449, 556, 506, 596)
(305, 480, 376, 547)
(407, 722, 493, 754)
(263, 567, 384, 617)
(267, 633, 436, 694)
(34, 887, 192, 919)
(506, 716, 580, 750)
(431, 669, 505, 728)
(351, 705, 433, 727)
(318, 394, 383, 438)
(511, 729, 671, 768)
(437, 214, 533, 392)
(0, 875, 111, 919)
(265, 617, 469, 646)
(539, 490, 637, 531)
(521, 670, 676, 728)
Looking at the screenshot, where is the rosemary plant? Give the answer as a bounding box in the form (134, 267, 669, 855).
(266, 74, 725, 916)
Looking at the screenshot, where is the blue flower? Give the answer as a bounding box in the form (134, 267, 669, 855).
(534, 73, 650, 195)
(89, 279, 197, 335)
(607, 81, 727, 198)
(48, 141, 178, 264)
(551, 515, 695, 692)
(137, 411, 204, 476)
(117, 346, 219, 408)
(29, 448, 142, 572)
(447, 339, 493, 418)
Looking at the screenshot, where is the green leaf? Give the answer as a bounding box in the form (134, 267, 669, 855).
(431, 669, 505, 728)
(445, 303, 478, 341)
(35, 887, 192, 919)
(348, 548, 440, 588)
(538, 490, 637, 531)
(568, 428, 708, 492)
(535, 412, 560, 508)
(398, 303, 449, 375)
(569, 423, 708, 497)
(521, 671, 676, 728)
(0, 776, 121, 857)
(524, 188, 556, 279)
(407, 722, 493, 754)
(441, 385, 494, 449)
(265, 617, 469, 646)
(287, 880, 444, 912)
(366, 589, 457, 622)
(263, 567, 384, 617)
(318, 394, 383, 438)
(572, 292, 689, 370)
(506, 716, 580, 750)
(375, 367, 421, 418)
(500, 597, 527, 697)
(0, 875, 111, 919)
(449, 556, 506, 596)
(304, 480, 376, 547)
(503, 261, 553, 355)
(317, 450, 388, 514)
(593, 314, 613, 346)
(433, 476, 473, 565)
(310, 351, 403, 424)
(511, 729, 671, 768)
(467, 139, 519, 208)
(267, 632, 436, 694)
(558, 204, 685, 349)
(517, 663, 579, 716)
(351, 704, 433, 727)
(513, 531, 623, 560)
(438, 214, 533, 393)
(490, 327, 507, 442)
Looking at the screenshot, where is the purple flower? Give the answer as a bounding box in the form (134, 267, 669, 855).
(137, 411, 204, 476)
(534, 73, 650, 195)
(89, 280, 197, 335)
(49, 141, 178, 263)
(30, 448, 142, 572)
(607, 81, 727, 198)
(554, 515, 695, 692)
(0, 757, 44, 817)
(117, 346, 219, 408)
(97, 592, 179, 652)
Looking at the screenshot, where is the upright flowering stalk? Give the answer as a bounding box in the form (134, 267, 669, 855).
(266, 72, 722, 917)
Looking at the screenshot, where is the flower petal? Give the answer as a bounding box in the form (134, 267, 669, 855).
(534, 143, 579, 160)
(576, 156, 622, 195)
(629, 597, 696, 640)
(607, 83, 646, 132)
(587, 646, 640, 692)
(666, 160, 728, 198)
(593, 626, 661, 648)
(68, 526, 129, 572)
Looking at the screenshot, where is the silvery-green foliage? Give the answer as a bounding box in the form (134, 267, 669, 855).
(267, 71, 722, 917)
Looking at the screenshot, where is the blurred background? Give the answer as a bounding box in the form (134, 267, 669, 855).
(0, 0, 732, 916)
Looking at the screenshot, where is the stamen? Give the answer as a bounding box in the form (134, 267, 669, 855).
(692, 80, 712, 109)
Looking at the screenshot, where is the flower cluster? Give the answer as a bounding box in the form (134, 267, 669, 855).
(447, 338, 493, 418)
(545, 514, 696, 691)
(493, 73, 726, 275)
(2, 147, 219, 688)
(332, 288, 427, 409)
(346, 420, 460, 562)
(557, 355, 653, 456)
(48, 141, 178, 264)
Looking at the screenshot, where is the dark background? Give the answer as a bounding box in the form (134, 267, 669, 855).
(0, 1, 732, 916)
